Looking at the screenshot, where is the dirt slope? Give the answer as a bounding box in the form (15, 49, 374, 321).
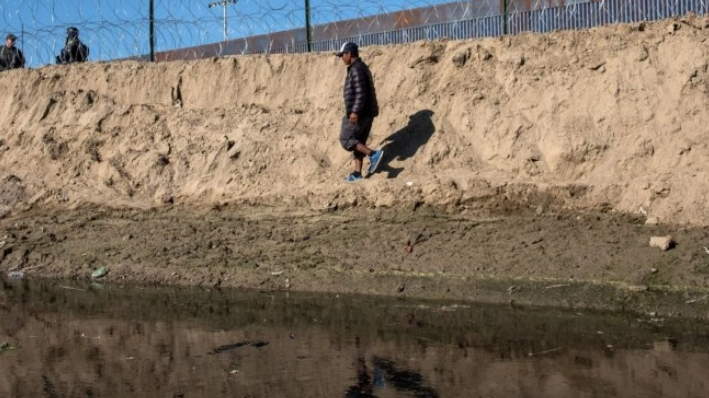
(4, 17, 709, 318)
(1, 17, 709, 225)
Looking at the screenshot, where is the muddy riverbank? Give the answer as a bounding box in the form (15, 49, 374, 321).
(2, 204, 709, 318)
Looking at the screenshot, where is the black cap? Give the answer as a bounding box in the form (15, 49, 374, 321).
(67, 27, 79, 36)
(335, 42, 358, 57)
(6, 33, 17, 41)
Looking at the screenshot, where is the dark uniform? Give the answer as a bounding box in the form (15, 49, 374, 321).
(56, 27, 89, 65)
(0, 34, 26, 71)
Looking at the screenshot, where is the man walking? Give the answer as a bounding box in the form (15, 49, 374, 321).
(0, 33, 26, 71)
(336, 42, 383, 182)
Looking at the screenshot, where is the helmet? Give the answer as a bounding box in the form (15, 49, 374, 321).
(67, 27, 79, 37)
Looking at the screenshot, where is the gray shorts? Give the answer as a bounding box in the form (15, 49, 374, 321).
(339, 115, 374, 158)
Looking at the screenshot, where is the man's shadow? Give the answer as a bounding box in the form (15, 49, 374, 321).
(374, 110, 435, 179)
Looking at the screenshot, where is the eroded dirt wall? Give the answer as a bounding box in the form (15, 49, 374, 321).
(1, 17, 708, 225)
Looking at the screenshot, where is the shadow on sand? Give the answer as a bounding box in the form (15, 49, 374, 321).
(373, 110, 435, 179)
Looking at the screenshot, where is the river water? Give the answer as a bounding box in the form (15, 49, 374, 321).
(1, 279, 708, 398)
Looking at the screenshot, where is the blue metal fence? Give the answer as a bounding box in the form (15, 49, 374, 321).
(504, 0, 709, 35)
(153, 0, 708, 60)
(302, 14, 504, 55)
(270, 0, 708, 54)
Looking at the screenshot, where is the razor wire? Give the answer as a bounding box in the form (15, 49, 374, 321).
(0, 0, 707, 67)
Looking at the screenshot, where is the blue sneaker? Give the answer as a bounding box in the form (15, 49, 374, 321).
(368, 150, 384, 174)
(344, 172, 363, 182)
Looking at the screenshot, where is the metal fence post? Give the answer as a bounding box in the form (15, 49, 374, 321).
(305, 0, 312, 52)
(150, 0, 155, 61)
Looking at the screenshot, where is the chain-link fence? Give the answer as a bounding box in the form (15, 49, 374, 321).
(1, 0, 706, 67)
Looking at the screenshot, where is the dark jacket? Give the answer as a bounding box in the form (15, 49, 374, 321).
(0, 45, 25, 71)
(56, 38, 89, 64)
(343, 58, 379, 119)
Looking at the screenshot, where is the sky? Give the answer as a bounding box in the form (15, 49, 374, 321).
(0, 0, 456, 67)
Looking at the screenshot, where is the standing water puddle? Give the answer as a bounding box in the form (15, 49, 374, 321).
(1, 279, 709, 398)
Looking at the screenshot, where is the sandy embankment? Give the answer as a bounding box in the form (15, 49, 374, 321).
(2, 17, 709, 315)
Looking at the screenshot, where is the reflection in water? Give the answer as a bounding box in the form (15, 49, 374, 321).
(346, 356, 440, 398)
(373, 356, 439, 398)
(2, 279, 709, 398)
(345, 357, 375, 398)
